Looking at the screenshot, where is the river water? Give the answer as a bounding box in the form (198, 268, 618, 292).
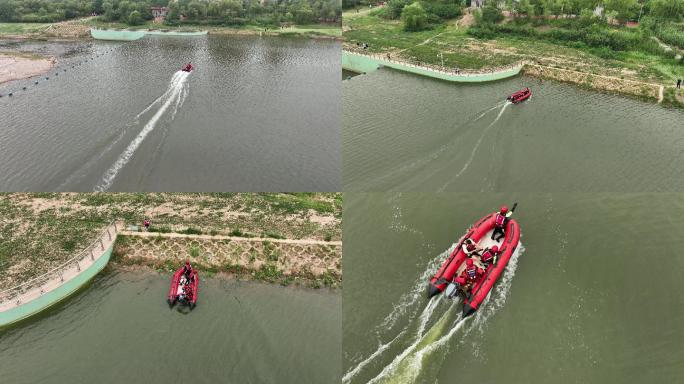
(343, 69, 684, 192)
(0, 35, 340, 191)
(343, 193, 684, 384)
(0, 271, 341, 383)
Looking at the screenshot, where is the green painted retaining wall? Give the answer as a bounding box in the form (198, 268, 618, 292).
(0, 246, 113, 328)
(91, 28, 208, 41)
(342, 51, 522, 83)
(90, 28, 145, 41)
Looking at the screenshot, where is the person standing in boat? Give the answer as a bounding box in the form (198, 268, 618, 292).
(183, 260, 194, 281)
(143, 219, 150, 231)
(491, 206, 511, 242)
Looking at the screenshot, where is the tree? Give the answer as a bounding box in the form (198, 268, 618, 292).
(480, 3, 503, 23)
(648, 0, 684, 20)
(604, 0, 638, 22)
(128, 9, 142, 24)
(401, 1, 428, 31)
(0, 0, 18, 22)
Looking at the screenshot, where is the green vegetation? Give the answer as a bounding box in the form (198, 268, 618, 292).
(0, 0, 341, 27)
(344, 0, 684, 106)
(402, 2, 429, 31)
(0, 22, 51, 34)
(0, 193, 341, 290)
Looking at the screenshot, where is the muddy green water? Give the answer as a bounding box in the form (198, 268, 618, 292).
(343, 70, 684, 192)
(0, 271, 341, 383)
(0, 35, 340, 191)
(343, 193, 684, 383)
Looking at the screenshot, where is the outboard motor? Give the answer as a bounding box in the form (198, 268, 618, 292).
(445, 282, 460, 299)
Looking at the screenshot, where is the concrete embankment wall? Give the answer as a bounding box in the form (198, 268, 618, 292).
(90, 28, 145, 41)
(90, 28, 208, 41)
(342, 51, 523, 83)
(114, 232, 342, 284)
(0, 246, 113, 328)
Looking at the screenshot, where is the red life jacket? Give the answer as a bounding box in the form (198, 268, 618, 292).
(481, 249, 494, 264)
(495, 213, 505, 228)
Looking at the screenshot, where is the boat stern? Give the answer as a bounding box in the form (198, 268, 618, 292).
(427, 282, 441, 298)
(462, 303, 477, 318)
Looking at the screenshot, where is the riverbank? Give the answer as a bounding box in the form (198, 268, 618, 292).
(0, 193, 341, 291)
(0, 19, 341, 41)
(110, 231, 341, 288)
(343, 12, 684, 107)
(0, 52, 54, 84)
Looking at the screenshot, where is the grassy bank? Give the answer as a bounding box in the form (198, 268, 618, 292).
(0, 193, 341, 290)
(0, 19, 341, 40)
(110, 233, 341, 289)
(343, 10, 684, 107)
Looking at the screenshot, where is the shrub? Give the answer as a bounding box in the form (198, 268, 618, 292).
(480, 4, 503, 24)
(386, 0, 411, 19)
(128, 10, 143, 26)
(402, 2, 429, 31)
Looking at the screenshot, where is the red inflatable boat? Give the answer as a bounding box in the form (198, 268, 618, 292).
(181, 63, 193, 72)
(167, 263, 199, 309)
(507, 87, 531, 104)
(428, 208, 520, 318)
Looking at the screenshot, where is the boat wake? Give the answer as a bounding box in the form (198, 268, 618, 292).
(344, 241, 524, 384)
(437, 101, 511, 192)
(93, 71, 190, 191)
(363, 101, 508, 190)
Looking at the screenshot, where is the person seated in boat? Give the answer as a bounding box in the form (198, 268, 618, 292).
(462, 238, 482, 256)
(491, 206, 510, 242)
(454, 258, 484, 290)
(480, 245, 499, 267)
(182, 284, 193, 302)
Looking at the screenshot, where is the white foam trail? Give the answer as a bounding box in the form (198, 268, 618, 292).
(379, 243, 456, 332)
(94, 71, 189, 191)
(171, 86, 188, 120)
(474, 102, 505, 121)
(135, 85, 175, 120)
(402, 316, 469, 382)
(366, 300, 456, 384)
(405, 244, 526, 381)
(465, 242, 525, 337)
(343, 287, 445, 383)
(342, 331, 405, 383)
(438, 101, 511, 192)
(364, 242, 526, 384)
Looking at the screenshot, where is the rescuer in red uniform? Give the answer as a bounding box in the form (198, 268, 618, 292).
(454, 258, 484, 289)
(491, 206, 509, 242)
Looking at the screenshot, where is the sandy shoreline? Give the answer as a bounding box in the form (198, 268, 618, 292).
(0, 53, 54, 84)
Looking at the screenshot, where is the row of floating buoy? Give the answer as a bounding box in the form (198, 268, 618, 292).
(0, 47, 116, 99)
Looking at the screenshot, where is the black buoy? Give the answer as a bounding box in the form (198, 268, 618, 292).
(46, 77, 49, 80)
(34, 81, 38, 84)
(22, 87, 26, 90)
(8, 93, 13, 96)
(55, 73, 58, 76)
